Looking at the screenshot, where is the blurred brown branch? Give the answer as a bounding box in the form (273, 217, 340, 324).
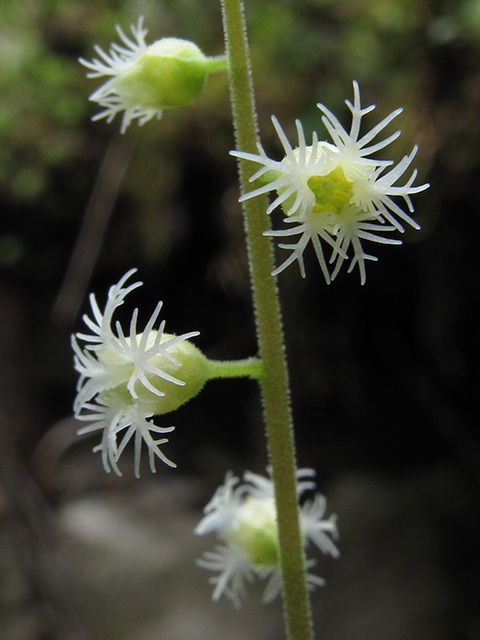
(51, 133, 134, 328)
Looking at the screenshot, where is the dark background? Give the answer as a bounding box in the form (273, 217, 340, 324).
(1, 0, 479, 638)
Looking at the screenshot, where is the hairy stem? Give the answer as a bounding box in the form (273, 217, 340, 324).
(206, 358, 264, 380)
(219, 1, 314, 639)
(204, 55, 229, 73)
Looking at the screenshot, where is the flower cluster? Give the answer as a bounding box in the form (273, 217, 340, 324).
(72, 269, 209, 477)
(195, 469, 339, 607)
(232, 81, 429, 284)
(79, 15, 226, 133)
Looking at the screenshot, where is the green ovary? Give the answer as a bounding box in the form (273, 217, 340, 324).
(308, 166, 353, 214)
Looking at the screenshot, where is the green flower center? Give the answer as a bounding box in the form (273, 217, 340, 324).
(308, 166, 354, 214)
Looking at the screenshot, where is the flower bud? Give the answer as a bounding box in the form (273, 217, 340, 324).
(80, 16, 227, 133)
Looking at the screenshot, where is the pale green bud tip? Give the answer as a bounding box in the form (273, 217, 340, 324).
(79, 15, 227, 133)
(72, 269, 209, 477)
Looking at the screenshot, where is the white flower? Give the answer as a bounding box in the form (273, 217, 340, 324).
(267, 205, 402, 285)
(195, 469, 338, 607)
(74, 269, 199, 408)
(231, 81, 429, 284)
(72, 269, 205, 476)
(79, 16, 227, 134)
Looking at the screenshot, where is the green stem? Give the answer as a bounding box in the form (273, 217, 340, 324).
(205, 55, 229, 73)
(206, 358, 264, 380)
(219, 1, 314, 639)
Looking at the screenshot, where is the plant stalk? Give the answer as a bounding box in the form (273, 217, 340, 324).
(219, 1, 314, 638)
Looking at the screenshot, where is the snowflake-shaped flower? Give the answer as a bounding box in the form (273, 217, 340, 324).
(72, 270, 208, 476)
(79, 15, 227, 133)
(195, 469, 339, 607)
(231, 81, 429, 284)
